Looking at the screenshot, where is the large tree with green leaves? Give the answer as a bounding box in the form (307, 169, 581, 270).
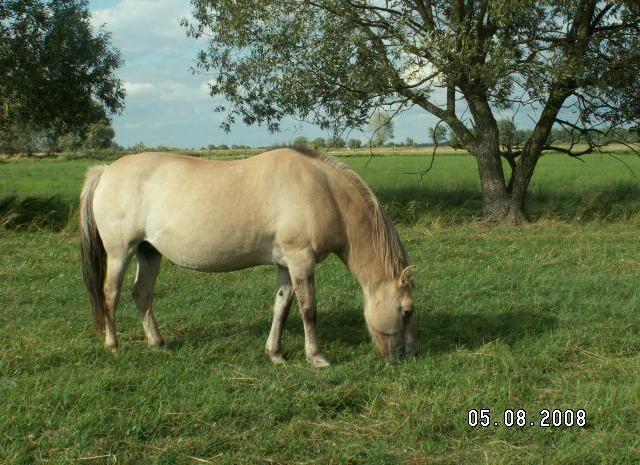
(185, 1, 640, 223)
(0, 0, 124, 153)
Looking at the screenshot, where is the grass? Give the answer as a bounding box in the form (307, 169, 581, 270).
(1, 149, 639, 464)
(2, 149, 640, 229)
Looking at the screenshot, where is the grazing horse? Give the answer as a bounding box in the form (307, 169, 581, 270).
(79, 148, 417, 366)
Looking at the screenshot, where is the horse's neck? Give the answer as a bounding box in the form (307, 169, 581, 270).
(341, 211, 388, 296)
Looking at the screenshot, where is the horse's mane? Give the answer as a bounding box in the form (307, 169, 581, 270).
(291, 147, 410, 277)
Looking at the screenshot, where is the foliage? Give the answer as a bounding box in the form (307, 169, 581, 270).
(131, 141, 146, 152)
(1, 115, 117, 155)
(215, 144, 230, 150)
(405, 137, 415, 147)
(348, 138, 362, 149)
(292, 135, 308, 149)
(311, 137, 326, 148)
(86, 123, 116, 149)
(428, 125, 449, 146)
(497, 119, 520, 150)
(0, 122, 40, 155)
(185, 0, 640, 137)
(368, 110, 394, 147)
(0, 0, 125, 149)
(326, 136, 346, 148)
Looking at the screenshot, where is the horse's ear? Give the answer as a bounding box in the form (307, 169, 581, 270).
(400, 265, 415, 287)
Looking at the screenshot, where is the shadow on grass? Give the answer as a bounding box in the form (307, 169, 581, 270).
(420, 310, 557, 354)
(167, 306, 557, 359)
(377, 181, 640, 224)
(315, 308, 558, 356)
(0, 195, 77, 231)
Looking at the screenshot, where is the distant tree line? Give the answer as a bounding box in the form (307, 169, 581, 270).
(0, 103, 119, 155)
(203, 144, 252, 150)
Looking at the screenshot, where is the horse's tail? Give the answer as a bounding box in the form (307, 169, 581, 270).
(79, 165, 107, 334)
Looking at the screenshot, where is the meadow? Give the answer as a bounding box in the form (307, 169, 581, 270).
(1, 149, 639, 464)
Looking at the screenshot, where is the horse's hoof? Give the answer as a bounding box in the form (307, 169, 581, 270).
(148, 338, 166, 349)
(307, 355, 330, 368)
(106, 345, 118, 353)
(267, 352, 286, 364)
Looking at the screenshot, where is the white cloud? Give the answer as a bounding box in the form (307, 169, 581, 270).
(199, 79, 213, 94)
(403, 60, 445, 87)
(91, 0, 193, 57)
(124, 81, 155, 96)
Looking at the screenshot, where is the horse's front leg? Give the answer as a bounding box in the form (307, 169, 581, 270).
(265, 266, 294, 363)
(288, 256, 329, 368)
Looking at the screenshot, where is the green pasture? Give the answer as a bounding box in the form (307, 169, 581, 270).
(1, 150, 639, 464)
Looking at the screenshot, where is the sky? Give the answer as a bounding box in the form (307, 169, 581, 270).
(87, 0, 450, 148)
(88, 0, 532, 149)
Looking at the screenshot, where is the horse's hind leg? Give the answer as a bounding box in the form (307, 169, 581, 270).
(265, 266, 294, 364)
(103, 254, 131, 352)
(132, 243, 164, 348)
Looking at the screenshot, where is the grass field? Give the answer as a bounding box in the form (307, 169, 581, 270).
(1, 149, 639, 464)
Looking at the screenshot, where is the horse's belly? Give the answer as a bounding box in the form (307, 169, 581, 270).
(146, 229, 277, 272)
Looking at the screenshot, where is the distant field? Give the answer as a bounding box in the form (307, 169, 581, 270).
(2, 148, 640, 228)
(1, 149, 639, 464)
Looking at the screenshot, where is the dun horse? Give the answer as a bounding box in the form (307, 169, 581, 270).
(79, 148, 417, 366)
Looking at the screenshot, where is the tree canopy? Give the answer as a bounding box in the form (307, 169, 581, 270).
(0, 0, 125, 147)
(186, 0, 640, 222)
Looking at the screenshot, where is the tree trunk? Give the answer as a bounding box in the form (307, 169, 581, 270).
(467, 97, 529, 225)
(474, 140, 529, 225)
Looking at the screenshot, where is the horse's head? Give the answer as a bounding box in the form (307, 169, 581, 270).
(364, 266, 418, 361)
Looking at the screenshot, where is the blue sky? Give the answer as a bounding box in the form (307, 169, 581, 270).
(88, 1, 532, 149)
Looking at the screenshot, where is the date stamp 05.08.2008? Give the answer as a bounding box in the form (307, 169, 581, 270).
(468, 409, 587, 428)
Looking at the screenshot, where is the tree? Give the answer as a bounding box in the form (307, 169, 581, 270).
(293, 136, 308, 149)
(186, 1, 640, 223)
(84, 122, 116, 149)
(368, 110, 394, 147)
(0, 123, 38, 155)
(312, 137, 326, 148)
(0, 0, 125, 153)
(405, 137, 415, 147)
(428, 125, 449, 146)
(326, 136, 346, 148)
(497, 120, 520, 149)
(132, 141, 146, 152)
(348, 138, 362, 149)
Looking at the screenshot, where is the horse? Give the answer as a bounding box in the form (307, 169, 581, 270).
(79, 148, 417, 367)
